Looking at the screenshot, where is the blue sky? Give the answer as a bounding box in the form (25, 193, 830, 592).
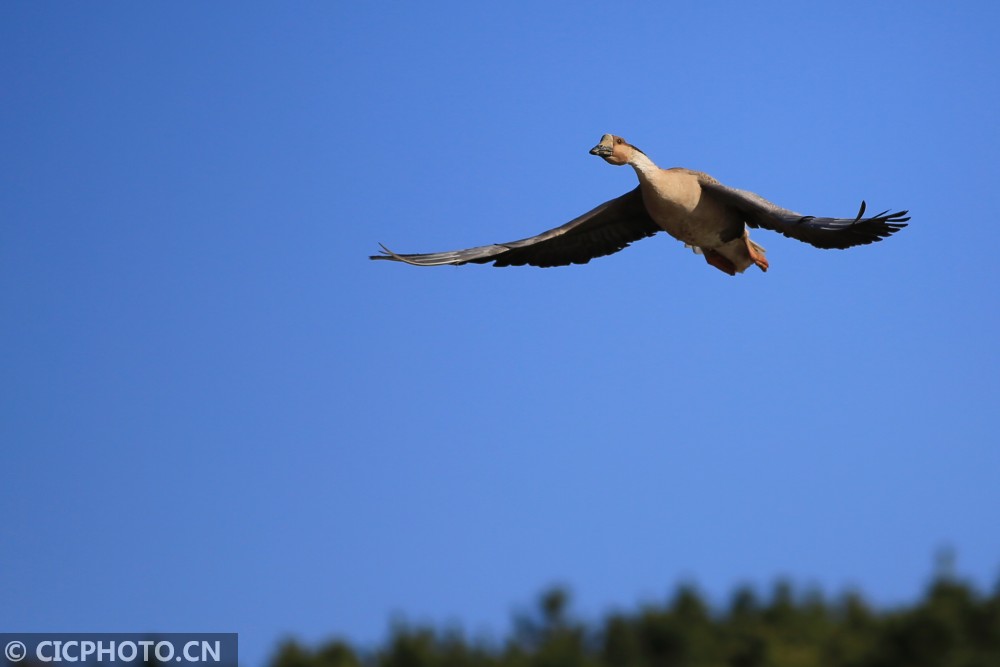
(2, 2, 999, 666)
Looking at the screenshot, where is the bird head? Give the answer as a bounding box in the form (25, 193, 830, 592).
(589, 134, 634, 166)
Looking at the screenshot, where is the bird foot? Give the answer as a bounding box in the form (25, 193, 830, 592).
(746, 237, 768, 272)
(703, 249, 737, 276)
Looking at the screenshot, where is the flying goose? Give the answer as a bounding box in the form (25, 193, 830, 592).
(371, 134, 908, 275)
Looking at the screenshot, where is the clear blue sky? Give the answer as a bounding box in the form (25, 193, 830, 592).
(3, 3, 999, 666)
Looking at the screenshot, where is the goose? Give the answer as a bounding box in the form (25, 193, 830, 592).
(371, 134, 909, 275)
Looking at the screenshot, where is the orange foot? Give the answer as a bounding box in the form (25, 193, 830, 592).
(704, 249, 737, 276)
(746, 237, 769, 272)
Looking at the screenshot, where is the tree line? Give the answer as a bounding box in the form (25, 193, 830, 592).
(271, 564, 1000, 667)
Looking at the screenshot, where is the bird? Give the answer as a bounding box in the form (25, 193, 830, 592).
(370, 134, 909, 275)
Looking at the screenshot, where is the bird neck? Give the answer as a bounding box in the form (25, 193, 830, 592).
(627, 151, 660, 182)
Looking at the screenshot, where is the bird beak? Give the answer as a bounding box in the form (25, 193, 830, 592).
(589, 134, 614, 157)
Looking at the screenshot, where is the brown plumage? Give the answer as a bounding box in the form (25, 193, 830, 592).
(371, 134, 909, 275)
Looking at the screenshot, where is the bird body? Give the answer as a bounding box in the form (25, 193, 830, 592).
(630, 162, 763, 274)
(372, 134, 908, 275)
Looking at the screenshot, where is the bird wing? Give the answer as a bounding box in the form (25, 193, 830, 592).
(699, 180, 909, 249)
(371, 187, 660, 268)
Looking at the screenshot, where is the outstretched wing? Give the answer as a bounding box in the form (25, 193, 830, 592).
(700, 180, 909, 249)
(371, 187, 660, 268)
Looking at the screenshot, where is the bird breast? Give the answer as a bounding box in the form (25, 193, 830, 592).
(640, 175, 737, 249)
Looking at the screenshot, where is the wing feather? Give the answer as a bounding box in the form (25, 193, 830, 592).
(700, 180, 909, 249)
(371, 187, 660, 268)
